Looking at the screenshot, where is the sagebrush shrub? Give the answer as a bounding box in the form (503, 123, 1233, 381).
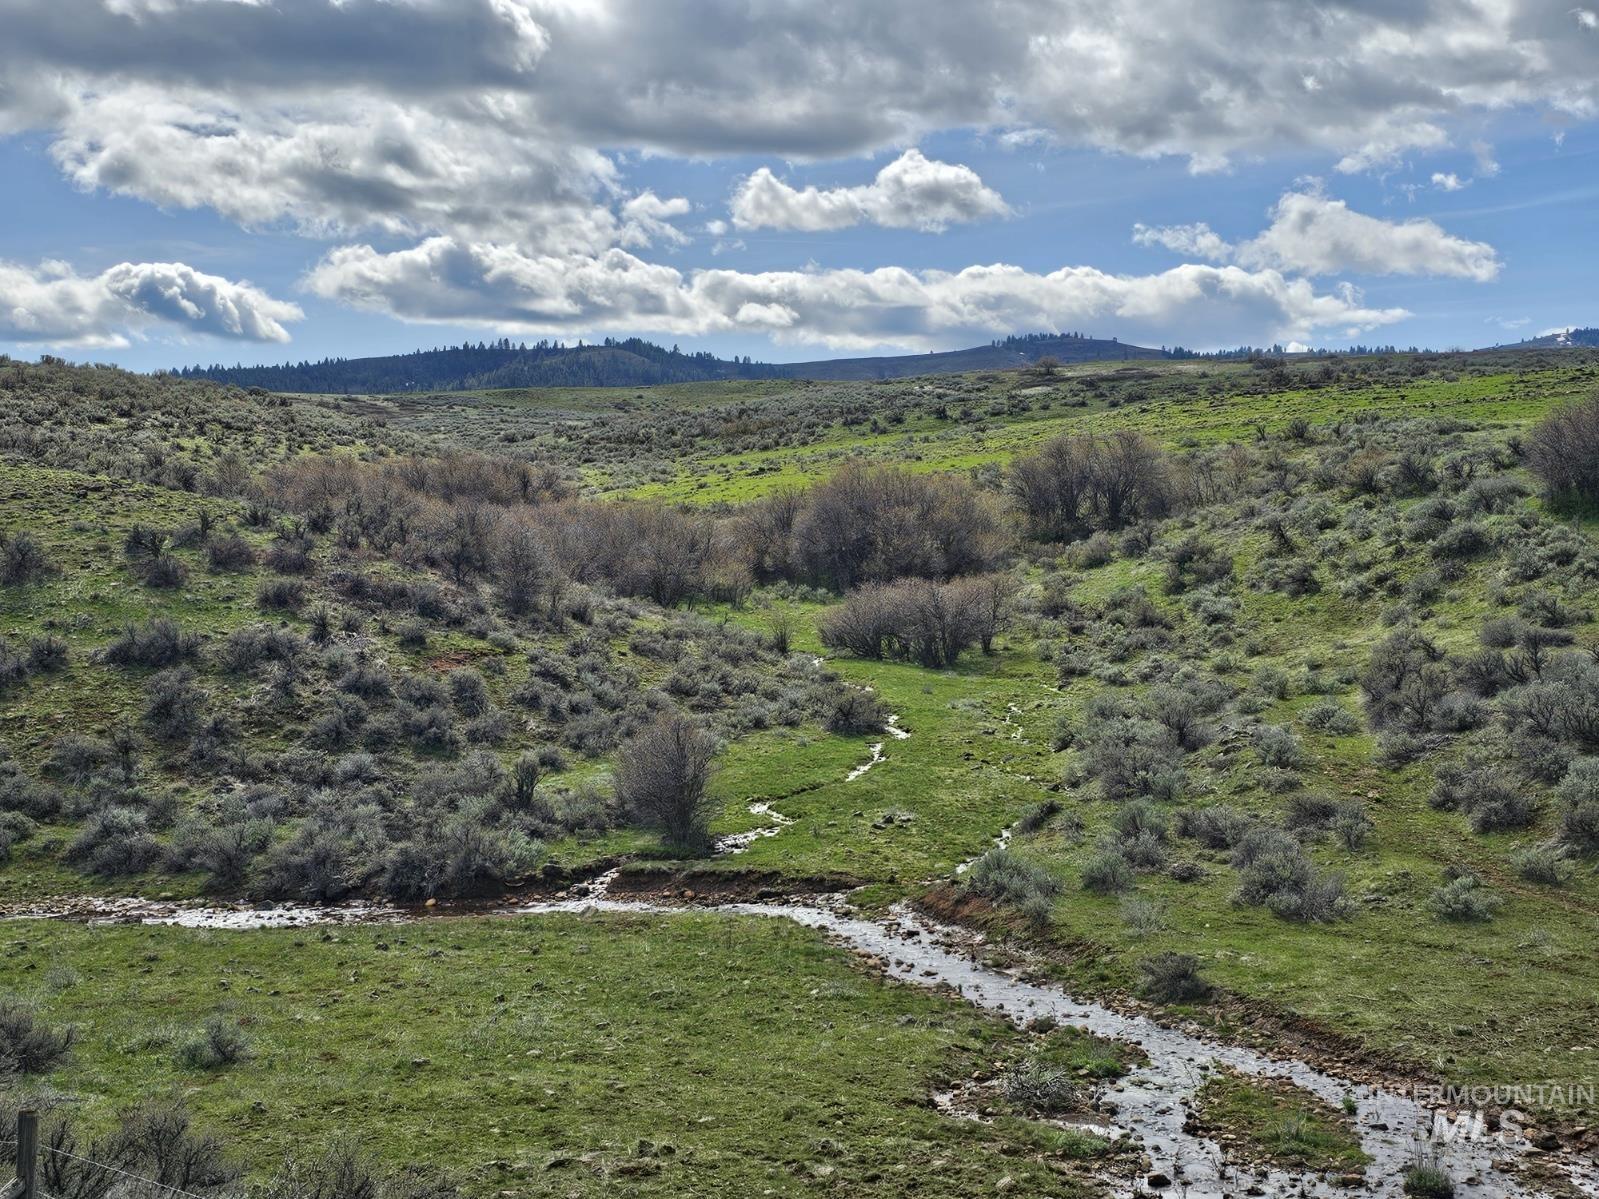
(1002, 1059, 1081, 1113)
(0, 998, 75, 1074)
(1080, 847, 1134, 894)
(256, 577, 305, 611)
(67, 806, 162, 876)
(104, 618, 202, 668)
(0, 531, 57, 586)
(1430, 872, 1502, 922)
(1138, 952, 1211, 1003)
(966, 846, 1061, 926)
(1253, 724, 1307, 769)
(177, 1015, 251, 1070)
(1512, 844, 1572, 886)
(1176, 805, 1251, 849)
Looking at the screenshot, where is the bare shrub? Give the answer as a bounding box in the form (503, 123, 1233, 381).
(1138, 952, 1212, 1003)
(0, 531, 58, 586)
(788, 463, 1008, 590)
(1526, 392, 1599, 510)
(614, 712, 719, 854)
(0, 998, 75, 1074)
(205, 533, 256, 572)
(104, 618, 202, 668)
(1009, 430, 1171, 541)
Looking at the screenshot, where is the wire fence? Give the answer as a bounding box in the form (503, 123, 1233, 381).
(40, 1143, 222, 1199)
(8, 1133, 226, 1199)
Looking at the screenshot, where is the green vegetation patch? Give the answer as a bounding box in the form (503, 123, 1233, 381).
(0, 911, 1107, 1197)
(1190, 1070, 1370, 1174)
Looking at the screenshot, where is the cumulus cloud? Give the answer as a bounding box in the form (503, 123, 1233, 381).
(1237, 190, 1501, 281)
(46, 87, 624, 253)
(619, 191, 694, 246)
(303, 238, 1407, 351)
(0, 258, 302, 347)
(1134, 190, 1500, 282)
(730, 149, 1010, 232)
(4, 0, 1599, 233)
(2, 0, 1569, 348)
(1131, 222, 1232, 262)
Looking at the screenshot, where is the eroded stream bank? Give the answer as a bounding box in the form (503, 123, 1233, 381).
(5, 886, 1594, 1199)
(6, 715, 1594, 1198)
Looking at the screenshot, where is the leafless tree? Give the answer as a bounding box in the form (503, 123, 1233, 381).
(1527, 392, 1599, 510)
(614, 712, 720, 854)
(1009, 430, 1171, 540)
(494, 519, 557, 617)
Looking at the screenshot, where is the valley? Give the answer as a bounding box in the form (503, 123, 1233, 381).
(4, 347, 1599, 1197)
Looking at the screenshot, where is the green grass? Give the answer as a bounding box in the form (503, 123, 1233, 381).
(9, 346, 1599, 1188)
(0, 912, 1105, 1197)
(1192, 1071, 1370, 1172)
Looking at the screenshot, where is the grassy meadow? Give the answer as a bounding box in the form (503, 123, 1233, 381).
(4, 346, 1599, 1190)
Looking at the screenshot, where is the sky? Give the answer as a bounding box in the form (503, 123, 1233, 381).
(2, 0, 1598, 372)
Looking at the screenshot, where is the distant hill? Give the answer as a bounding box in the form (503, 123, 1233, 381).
(174, 337, 780, 393)
(1491, 327, 1599, 351)
(175, 332, 1172, 394)
(776, 333, 1167, 381)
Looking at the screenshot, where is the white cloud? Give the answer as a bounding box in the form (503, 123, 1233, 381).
(1237, 190, 1500, 281)
(6, 0, 1597, 219)
(1431, 172, 1467, 191)
(619, 191, 693, 246)
(1131, 222, 1233, 262)
(1471, 140, 1501, 178)
(3, 0, 1574, 348)
(303, 238, 1407, 351)
(46, 87, 624, 253)
(0, 258, 302, 347)
(730, 150, 1009, 232)
(1133, 189, 1501, 282)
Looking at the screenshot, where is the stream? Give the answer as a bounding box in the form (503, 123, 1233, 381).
(5, 703, 1596, 1197)
(9, 886, 1595, 1196)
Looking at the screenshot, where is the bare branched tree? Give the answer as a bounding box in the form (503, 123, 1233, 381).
(614, 712, 720, 854)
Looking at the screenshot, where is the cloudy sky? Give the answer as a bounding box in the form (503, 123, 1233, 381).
(2, 0, 1597, 369)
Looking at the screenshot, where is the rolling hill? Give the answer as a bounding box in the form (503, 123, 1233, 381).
(174, 332, 1169, 393)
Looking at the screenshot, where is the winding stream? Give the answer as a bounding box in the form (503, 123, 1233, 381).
(6, 703, 1595, 1197)
(7, 888, 1593, 1197)
(844, 714, 910, 782)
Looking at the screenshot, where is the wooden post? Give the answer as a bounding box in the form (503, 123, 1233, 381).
(15, 1110, 37, 1199)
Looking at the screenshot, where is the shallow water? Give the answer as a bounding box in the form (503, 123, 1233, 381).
(6, 705, 1592, 1197)
(8, 888, 1592, 1198)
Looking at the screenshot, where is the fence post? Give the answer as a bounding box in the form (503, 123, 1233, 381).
(15, 1110, 37, 1199)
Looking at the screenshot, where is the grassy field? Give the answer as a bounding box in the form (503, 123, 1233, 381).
(7, 347, 1599, 1189)
(0, 911, 1112, 1196)
(343, 353, 1599, 503)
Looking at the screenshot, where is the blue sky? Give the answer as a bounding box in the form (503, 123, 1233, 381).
(2, 0, 1598, 371)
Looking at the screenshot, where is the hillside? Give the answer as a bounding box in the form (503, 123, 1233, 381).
(4, 348, 1599, 1195)
(1496, 327, 1599, 351)
(176, 336, 781, 393)
(775, 332, 1167, 380)
(177, 331, 1168, 393)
